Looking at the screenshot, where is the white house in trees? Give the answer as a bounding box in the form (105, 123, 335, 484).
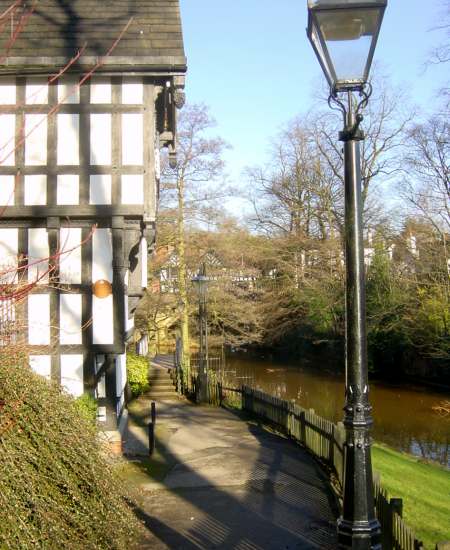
(0, 0, 186, 430)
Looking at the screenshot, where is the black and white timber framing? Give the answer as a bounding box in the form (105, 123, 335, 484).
(0, 0, 186, 429)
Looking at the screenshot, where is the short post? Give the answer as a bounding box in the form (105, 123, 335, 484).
(148, 401, 156, 456)
(218, 382, 223, 406)
(390, 498, 403, 518)
(151, 401, 156, 425)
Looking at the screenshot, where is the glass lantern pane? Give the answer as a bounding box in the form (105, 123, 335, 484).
(310, 23, 334, 86)
(316, 8, 379, 83)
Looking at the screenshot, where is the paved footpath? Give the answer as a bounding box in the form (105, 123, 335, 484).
(122, 359, 339, 550)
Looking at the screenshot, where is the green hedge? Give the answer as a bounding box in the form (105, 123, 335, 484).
(0, 352, 138, 549)
(127, 353, 149, 397)
(75, 393, 98, 424)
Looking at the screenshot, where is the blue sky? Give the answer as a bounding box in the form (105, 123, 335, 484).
(179, 1, 448, 196)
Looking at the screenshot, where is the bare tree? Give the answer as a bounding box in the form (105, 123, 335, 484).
(246, 118, 338, 240)
(311, 74, 414, 230)
(401, 116, 449, 237)
(427, 0, 450, 66)
(160, 104, 228, 373)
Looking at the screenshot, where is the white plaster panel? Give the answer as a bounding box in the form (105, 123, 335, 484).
(0, 298, 15, 324)
(29, 355, 51, 379)
(0, 83, 16, 104)
(97, 375, 106, 399)
(155, 147, 161, 180)
(92, 295, 114, 345)
(124, 290, 134, 334)
(92, 228, 113, 283)
(0, 114, 15, 166)
(91, 81, 111, 104)
(90, 114, 111, 165)
(117, 393, 125, 417)
(24, 174, 47, 206)
(125, 308, 134, 334)
(57, 175, 79, 205)
(0, 175, 15, 206)
(28, 294, 50, 345)
(89, 174, 111, 205)
(59, 228, 82, 285)
(60, 354, 84, 397)
(57, 114, 79, 165)
(0, 299, 15, 346)
(116, 353, 127, 397)
(60, 294, 82, 345)
(122, 81, 143, 104)
(25, 114, 47, 165)
(26, 83, 49, 105)
(140, 237, 148, 288)
(95, 355, 106, 398)
(122, 114, 143, 165)
(28, 228, 49, 284)
(121, 174, 144, 205)
(0, 228, 18, 284)
(58, 80, 80, 104)
(97, 406, 107, 422)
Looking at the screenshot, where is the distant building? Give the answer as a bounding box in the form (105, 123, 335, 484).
(0, 1, 186, 431)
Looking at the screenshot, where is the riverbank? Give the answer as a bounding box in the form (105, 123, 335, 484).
(224, 354, 450, 466)
(372, 443, 450, 549)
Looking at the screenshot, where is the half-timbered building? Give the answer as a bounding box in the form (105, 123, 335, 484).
(0, 0, 186, 430)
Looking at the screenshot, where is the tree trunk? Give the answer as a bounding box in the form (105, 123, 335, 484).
(177, 177, 191, 377)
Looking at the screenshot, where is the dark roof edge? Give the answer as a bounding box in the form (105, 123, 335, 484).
(0, 55, 187, 76)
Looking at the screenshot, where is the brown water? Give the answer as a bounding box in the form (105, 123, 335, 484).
(224, 355, 450, 467)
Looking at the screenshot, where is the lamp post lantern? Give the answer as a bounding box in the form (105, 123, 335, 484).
(191, 263, 210, 403)
(307, 1, 387, 548)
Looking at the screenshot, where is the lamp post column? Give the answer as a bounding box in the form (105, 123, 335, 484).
(199, 286, 208, 398)
(337, 93, 381, 549)
(196, 264, 209, 403)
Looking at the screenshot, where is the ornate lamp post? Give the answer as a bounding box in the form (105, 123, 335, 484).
(307, 1, 387, 548)
(191, 263, 210, 402)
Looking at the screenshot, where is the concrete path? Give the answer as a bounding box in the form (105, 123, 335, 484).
(122, 362, 339, 549)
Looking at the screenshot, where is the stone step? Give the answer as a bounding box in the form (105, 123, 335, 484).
(149, 369, 171, 375)
(145, 391, 178, 399)
(146, 385, 177, 393)
(150, 378, 174, 386)
(149, 384, 174, 391)
(148, 376, 173, 385)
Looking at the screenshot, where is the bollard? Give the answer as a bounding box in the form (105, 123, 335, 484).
(148, 402, 156, 456)
(148, 422, 154, 456)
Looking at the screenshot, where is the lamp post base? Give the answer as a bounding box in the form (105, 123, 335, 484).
(197, 370, 209, 404)
(337, 518, 381, 549)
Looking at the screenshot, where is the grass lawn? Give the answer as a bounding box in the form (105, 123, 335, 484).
(372, 443, 450, 549)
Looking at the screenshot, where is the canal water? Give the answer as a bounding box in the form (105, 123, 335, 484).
(223, 354, 450, 467)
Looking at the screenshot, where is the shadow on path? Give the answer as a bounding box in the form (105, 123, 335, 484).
(121, 394, 339, 549)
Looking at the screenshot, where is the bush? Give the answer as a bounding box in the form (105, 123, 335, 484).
(127, 353, 149, 397)
(0, 352, 138, 549)
(75, 393, 98, 424)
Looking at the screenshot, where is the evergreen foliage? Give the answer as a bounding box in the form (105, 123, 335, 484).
(0, 352, 138, 549)
(126, 353, 150, 397)
(75, 392, 98, 425)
